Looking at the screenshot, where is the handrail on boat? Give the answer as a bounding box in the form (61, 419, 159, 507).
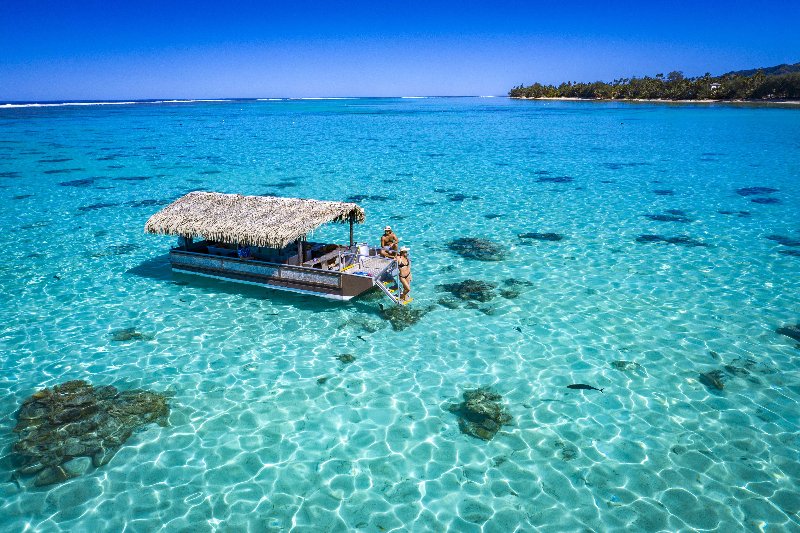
(371, 259, 403, 305)
(170, 248, 343, 288)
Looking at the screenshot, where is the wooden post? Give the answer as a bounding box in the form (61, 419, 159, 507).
(349, 213, 354, 247)
(297, 239, 303, 265)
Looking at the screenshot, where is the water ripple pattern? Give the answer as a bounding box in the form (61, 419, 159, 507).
(1, 98, 799, 531)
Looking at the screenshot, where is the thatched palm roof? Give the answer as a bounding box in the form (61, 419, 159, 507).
(144, 191, 365, 248)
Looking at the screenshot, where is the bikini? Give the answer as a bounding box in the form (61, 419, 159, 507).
(398, 258, 410, 279)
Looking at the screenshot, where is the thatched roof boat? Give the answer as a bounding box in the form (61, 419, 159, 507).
(144, 191, 365, 248)
(144, 192, 405, 304)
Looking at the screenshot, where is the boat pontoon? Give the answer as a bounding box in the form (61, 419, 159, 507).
(144, 191, 406, 304)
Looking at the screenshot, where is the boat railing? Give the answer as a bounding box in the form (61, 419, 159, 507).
(337, 250, 360, 271)
(303, 246, 347, 270)
(170, 249, 343, 288)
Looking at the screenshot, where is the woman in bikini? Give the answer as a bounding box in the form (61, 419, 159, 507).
(397, 247, 412, 301)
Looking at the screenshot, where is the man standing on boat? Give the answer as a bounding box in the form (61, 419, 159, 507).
(397, 247, 412, 302)
(379, 225, 399, 257)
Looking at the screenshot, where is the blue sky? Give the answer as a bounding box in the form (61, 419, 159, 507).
(1, 0, 798, 100)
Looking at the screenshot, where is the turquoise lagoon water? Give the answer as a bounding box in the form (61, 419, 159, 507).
(0, 97, 799, 532)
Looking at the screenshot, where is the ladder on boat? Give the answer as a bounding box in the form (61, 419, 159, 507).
(375, 279, 412, 305)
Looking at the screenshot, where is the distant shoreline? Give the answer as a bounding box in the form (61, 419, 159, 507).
(511, 96, 800, 105)
(509, 64, 800, 102)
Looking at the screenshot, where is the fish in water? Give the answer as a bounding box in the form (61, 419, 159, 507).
(567, 384, 604, 392)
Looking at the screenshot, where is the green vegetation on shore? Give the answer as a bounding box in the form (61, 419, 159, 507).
(509, 62, 800, 101)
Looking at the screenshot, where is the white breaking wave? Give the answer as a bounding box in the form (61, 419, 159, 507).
(293, 97, 358, 100)
(154, 99, 231, 104)
(0, 99, 232, 109)
(0, 101, 140, 108)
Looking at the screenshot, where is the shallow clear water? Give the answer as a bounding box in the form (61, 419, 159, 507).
(1, 98, 799, 531)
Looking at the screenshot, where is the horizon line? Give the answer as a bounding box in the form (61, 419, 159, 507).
(0, 96, 504, 108)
